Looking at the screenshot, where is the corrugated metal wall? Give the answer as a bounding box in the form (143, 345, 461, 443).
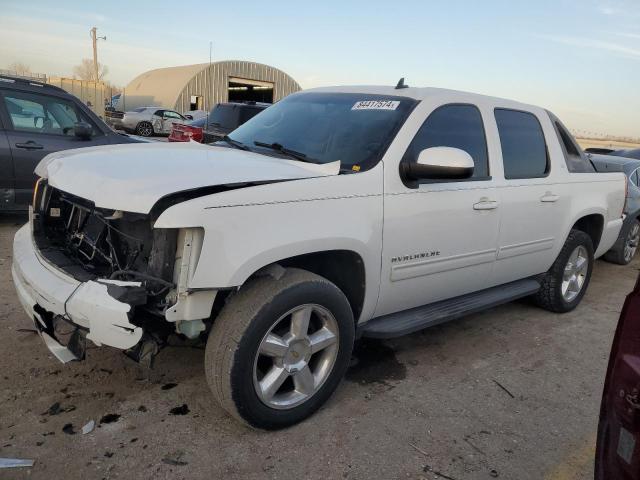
(174, 61, 301, 112)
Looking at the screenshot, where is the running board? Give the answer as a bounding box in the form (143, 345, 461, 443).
(360, 278, 541, 339)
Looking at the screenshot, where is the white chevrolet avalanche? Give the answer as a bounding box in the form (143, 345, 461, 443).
(12, 84, 626, 429)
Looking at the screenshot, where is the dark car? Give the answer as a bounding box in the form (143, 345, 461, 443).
(586, 147, 640, 160)
(0, 75, 140, 211)
(595, 272, 640, 479)
(591, 154, 640, 264)
(168, 101, 269, 143)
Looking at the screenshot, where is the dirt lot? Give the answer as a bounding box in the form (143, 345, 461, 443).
(0, 214, 635, 480)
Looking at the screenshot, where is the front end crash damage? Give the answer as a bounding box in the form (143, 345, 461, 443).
(14, 182, 215, 366)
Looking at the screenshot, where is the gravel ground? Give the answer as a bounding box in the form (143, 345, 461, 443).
(0, 213, 634, 479)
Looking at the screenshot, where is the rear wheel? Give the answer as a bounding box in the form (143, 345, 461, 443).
(534, 229, 594, 313)
(205, 268, 355, 429)
(604, 219, 640, 265)
(135, 121, 153, 137)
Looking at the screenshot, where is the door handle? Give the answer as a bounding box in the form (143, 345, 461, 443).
(540, 192, 560, 203)
(473, 198, 499, 210)
(15, 141, 44, 150)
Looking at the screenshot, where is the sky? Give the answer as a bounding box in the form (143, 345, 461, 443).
(1, 0, 639, 138)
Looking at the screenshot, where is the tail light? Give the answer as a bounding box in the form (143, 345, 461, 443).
(168, 124, 203, 143)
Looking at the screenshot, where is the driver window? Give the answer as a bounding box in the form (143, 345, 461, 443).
(3, 92, 88, 136)
(403, 104, 490, 180)
(164, 111, 181, 119)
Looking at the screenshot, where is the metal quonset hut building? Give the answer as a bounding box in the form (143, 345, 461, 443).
(117, 60, 301, 113)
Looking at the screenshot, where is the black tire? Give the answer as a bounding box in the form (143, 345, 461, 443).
(534, 229, 594, 313)
(135, 121, 154, 137)
(603, 219, 640, 265)
(205, 268, 355, 430)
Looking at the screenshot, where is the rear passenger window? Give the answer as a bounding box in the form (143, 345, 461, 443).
(403, 104, 489, 179)
(495, 109, 548, 179)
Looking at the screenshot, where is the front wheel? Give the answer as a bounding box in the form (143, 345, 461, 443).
(135, 121, 154, 137)
(534, 229, 594, 313)
(205, 268, 355, 429)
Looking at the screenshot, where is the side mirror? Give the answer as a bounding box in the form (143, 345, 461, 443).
(73, 121, 93, 140)
(403, 147, 474, 181)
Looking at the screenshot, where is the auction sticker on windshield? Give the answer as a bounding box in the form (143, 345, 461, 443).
(352, 100, 400, 110)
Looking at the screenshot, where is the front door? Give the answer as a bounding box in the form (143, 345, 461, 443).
(161, 111, 185, 134)
(0, 89, 111, 207)
(376, 103, 500, 317)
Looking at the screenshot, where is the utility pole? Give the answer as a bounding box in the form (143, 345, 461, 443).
(90, 27, 106, 82)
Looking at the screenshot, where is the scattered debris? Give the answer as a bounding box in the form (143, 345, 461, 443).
(16, 328, 38, 334)
(409, 442, 429, 458)
(42, 431, 55, 437)
(0, 458, 34, 469)
(62, 423, 76, 435)
(490, 469, 499, 477)
(422, 464, 459, 480)
(162, 450, 188, 466)
(100, 413, 121, 424)
(36, 441, 44, 446)
(44, 402, 76, 416)
(82, 420, 95, 435)
(169, 404, 189, 415)
(104, 451, 114, 458)
(161, 383, 178, 390)
(492, 379, 515, 399)
(463, 437, 486, 455)
(99, 368, 113, 374)
(138, 405, 148, 412)
(130, 438, 138, 443)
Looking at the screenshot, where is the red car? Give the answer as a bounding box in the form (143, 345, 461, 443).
(168, 102, 268, 144)
(596, 274, 640, 479)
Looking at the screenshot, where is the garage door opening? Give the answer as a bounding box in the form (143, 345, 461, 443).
(228, 77, 274, 103)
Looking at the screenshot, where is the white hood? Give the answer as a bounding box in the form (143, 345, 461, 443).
(35, 142, 340, 214)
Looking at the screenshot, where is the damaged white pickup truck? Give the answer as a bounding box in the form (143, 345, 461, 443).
(12, 85, 626, 429)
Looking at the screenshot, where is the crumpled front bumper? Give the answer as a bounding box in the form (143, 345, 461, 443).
(11, 223, 144, 362)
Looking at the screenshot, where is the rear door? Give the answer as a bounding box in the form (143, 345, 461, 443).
(492, 108, 567, 284)
(0, 89, 111, 207)
(596, 275, 640, 479)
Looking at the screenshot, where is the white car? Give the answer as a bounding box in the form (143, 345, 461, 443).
(119, 106, 190, 136)
(12, 84, 626, 429)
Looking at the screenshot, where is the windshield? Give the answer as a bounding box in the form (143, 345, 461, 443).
(227, 92, 418, 171)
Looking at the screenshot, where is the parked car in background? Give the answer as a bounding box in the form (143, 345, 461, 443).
(595, 271, 640, 479)
(591, 154, 640, 264)
(168, 102, 269, 143)
(13, 85, 626, 429)
(0, 75, 140, 212)
(586, 147, 640, 160)
(110, 107, 191, 137)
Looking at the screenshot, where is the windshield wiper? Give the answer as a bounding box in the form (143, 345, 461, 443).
(220, 135, 250, 151)
(254, 141, 313, 163)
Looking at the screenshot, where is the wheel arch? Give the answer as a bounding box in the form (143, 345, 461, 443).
(570, 213, 605, 252)
(244, 249, 367, 324)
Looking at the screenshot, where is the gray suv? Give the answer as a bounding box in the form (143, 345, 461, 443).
(0, 75, 139, 211)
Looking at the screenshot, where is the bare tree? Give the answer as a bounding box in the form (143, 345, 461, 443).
(7, 62, 32, 76)
(72, 58, 109, 82)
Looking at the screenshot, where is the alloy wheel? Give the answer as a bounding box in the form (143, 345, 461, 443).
(253, 304, 339, 410)
(624, 223, 640, 263)
(561, 245, 589, 303)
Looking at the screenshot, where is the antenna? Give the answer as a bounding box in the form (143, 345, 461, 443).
(395, 77, 409, 89)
